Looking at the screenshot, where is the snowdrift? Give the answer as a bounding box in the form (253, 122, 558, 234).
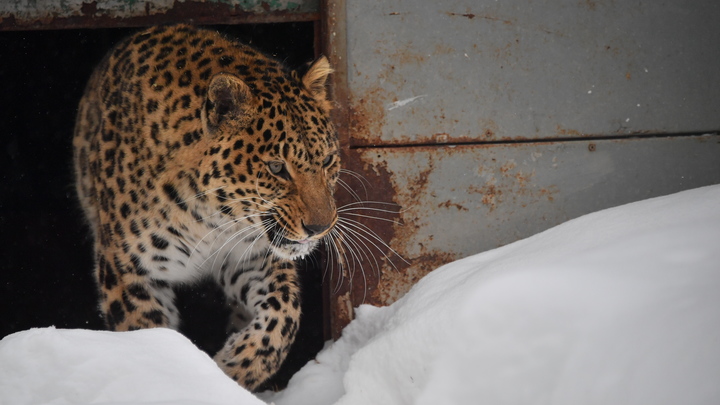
(0, 327, 263, 405)
(269, 184, 720, 405)
(2, 185, 719, 405)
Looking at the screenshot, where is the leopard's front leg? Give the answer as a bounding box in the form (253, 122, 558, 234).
(214, 256, 301, 391)
(94, 248, 179, 331)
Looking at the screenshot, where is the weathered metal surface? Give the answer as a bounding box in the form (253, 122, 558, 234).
(0, 0, 320, 30)
(325, 0, 720, 338)
(320, 0, 353, 339)
(346, 0, 720, 146)
(330, 134, 720, 329)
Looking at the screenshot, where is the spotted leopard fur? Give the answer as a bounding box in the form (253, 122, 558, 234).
(73, 24, 339, 390)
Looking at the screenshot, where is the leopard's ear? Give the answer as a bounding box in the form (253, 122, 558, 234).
(202, 73, 256, 137)
(302, 56, 333, 108)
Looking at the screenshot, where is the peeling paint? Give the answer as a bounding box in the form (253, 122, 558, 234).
(387, 94, 427, 111)
(0, 0, 319, 29)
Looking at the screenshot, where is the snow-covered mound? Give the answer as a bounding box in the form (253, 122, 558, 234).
(266, 184, 720, 405)
(0, 327, 263, 405)
(2, 185, 719, 405)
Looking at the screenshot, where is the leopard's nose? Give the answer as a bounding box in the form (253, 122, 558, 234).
(302, 222, 331, 238)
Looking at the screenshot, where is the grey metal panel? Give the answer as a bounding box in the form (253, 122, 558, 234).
(345, 0, 720, 145)
(338, 135, 720, 305)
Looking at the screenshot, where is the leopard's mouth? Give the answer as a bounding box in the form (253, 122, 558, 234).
(269, 234, 319, 260)
(264, 217, 321, 260)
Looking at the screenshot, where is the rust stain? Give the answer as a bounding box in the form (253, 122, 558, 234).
(492, 41, 516, 61)
(433, 43, 456, 56)
(349, 93, 506, 146)
(335, 149, 404, 309)
(408, 163, 434, 200)
(380, 47, 427, 65)
(446, 11, 513, 25)
(348, 86, 387, 147)
(372, 267, 420, 305)
(433, 133, 450, 143)
(556, 125, 583, 137)
(371, 251, 458, 305)
(480, 118, 499, 141)
(583, 0, 598, 11)
(514, 171, 533, 188)
(499, 160, 517, 174)
(538, 187, 556, 202)
(331, 292, 353, 339)
(438, 200, 468, 211)
(604, 45, 621, 56)
(470, 150, 559, 212)
(469, 183, 503, 211)
(447, 12, 476, 20)
(352, 130, 512, 147)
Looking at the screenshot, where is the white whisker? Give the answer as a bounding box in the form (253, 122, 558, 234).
(337, 211, 403, 225)
(337, 216, 409, 267)
(188, 214, 263, 265)
(336, 226, 375, 302)
(337, 178, 364, 203)
(233, 219, 273, 272)
(339, 169, 370, 199)
(325, 229, 348, 295)
(209, 218, 267, 271)
(336, 222, 381, 277)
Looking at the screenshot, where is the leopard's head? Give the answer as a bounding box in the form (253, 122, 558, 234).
(200, 56, 339, 260)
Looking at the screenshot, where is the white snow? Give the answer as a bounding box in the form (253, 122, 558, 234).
(2, 184, 720, 405)
(0, 328, 264, 405)
(265, 184, 720, 405)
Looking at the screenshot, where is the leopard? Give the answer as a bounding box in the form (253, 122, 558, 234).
(73, 24, 339, 391)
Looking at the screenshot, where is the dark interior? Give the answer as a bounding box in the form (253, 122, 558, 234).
(0, 22, 324, 390)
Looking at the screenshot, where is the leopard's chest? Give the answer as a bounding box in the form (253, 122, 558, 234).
(136, 205, 272, 283)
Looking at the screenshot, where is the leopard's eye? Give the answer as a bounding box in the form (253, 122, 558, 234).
(267, 161, 289, 179)
(322, 154, 334, 168)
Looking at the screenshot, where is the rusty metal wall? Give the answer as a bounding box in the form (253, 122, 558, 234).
(325, 0, 720, 337)
(0, 0, 320, 30)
